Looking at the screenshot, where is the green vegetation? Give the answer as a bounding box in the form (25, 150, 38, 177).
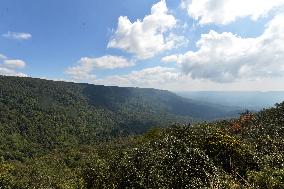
(0, 76, 283, 188)
(0, 76, 236, 160)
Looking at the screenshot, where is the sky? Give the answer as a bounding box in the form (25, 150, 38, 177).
(1, 0, 284, 91)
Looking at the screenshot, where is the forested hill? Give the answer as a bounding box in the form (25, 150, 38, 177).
(0, 81, 283, 188)
(0, 76, 237, 160)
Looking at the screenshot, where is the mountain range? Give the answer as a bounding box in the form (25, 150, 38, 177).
(177, 91, 284, 110)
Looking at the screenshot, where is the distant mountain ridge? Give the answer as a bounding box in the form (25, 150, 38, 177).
(177, 91, 284, 110)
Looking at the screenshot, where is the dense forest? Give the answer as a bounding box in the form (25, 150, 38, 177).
(0, 76, 283, 188)
(0, 76, 237, 160)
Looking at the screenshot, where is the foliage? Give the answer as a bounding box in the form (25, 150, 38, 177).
(0, 76, 194, 160)
(248, 168, 284, 189)
(0, 76, 284, 188)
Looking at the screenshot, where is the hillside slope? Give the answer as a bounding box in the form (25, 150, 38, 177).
(0, 76, 237, 159)
(1, 92, 283, 188)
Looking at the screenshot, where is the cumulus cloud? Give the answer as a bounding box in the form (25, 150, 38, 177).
(161, 55, 178, 63)
(182, 0, 284, 25)
(2, 31, 32, 40)
(0, 54, 27, 77)
(108, 0, 184, 59)
(66, 55, 134, 81)
(168, 14, 284, 82)
(96, 66, 179, 87)
(0, 54, 7, 60)
(3, 59, 26, 69)
(0, 67, 27, 77)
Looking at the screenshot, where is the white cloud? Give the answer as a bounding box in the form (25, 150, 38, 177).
(79, 55, 134, 69)
(94, 66, 284, 91)
(66, 55, 134, 81)
(169, 14, 284, 82)
(0, 67, 27, 77)
(96, 66, 179, 87)
(183, 0, 284, 25)
(161, 55, 178, 63)
(3, 59, 26, 69)
(107, 0, 184, 59)
(154, 75, 284, 91)
(0, 54, 7, 60)
(0, 54, 27, 77)
(2, 31, 32, 40)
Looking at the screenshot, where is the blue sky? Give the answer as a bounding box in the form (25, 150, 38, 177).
(1, 0, 284, 91)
